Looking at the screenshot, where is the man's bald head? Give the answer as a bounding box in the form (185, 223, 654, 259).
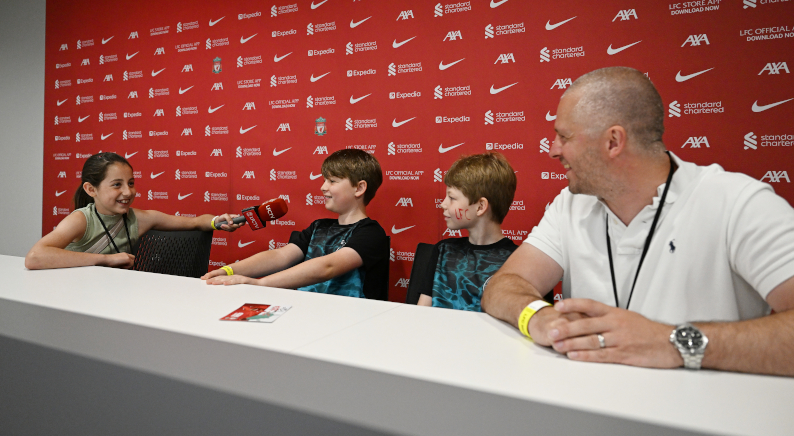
(564, 67, 665, 153)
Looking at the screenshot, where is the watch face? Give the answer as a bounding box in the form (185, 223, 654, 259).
(676, 327, 704, 350)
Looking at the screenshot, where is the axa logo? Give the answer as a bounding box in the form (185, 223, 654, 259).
(211, 82, 223, 91)
(444, 30, 463, 41)
(396, 197, 414, 207)
(210, 149, 223, 156)
(277, 123, 291, 131)
(397, 10, 414, 20)
(443, 228, 463, 237)
(669, 101, 681, 117)
(540, 138, 550, 153)
(551, 78, 572, 89)
(313, 146, 328, 154)
(242, 171, 256, 179)
(153, 109, 164, 117)
(128, 31, 139, 39)
(59, 44, 68, 51)
(682, 34, 709, 47)
(58, 171, 67, 178)
(103, 74, 113, 82)
(395, 278, 410, 288)
(279, 194, 290, 203)
(181, 128, 193, 136)
(181, 64, 193, 72)
(243, 102, 256, 110)
(744, 132, 757, 150)
(760, 171, 790, 183)
(154, 47, 165, 55)
(613, 9, 638, 21)
(495, 53, 515, 64)
(759, 62, 789, 75)
(682, 136, 710, 148)
(81, 58, 90, 66)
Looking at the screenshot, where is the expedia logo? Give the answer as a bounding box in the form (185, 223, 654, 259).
(347, 69, 376, 77)
(390, 91, 421, 99)
(486, 142, 523, 150)
(239, 12, 262, 19)
(237, 194, 261, 201)
(308, 48, 335, 56)
(272, 29, 297, 37)
(435, 115, 470, 123)
(541, 172, 567, 180)
(205, 172, 228, 178)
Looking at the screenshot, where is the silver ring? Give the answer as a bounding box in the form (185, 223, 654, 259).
(597, 334, 606, 349)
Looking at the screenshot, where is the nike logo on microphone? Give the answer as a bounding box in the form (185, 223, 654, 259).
(240, 125, 257, 134)
(126, 52, 139, 60)
(102, 36, 114, 44)
(311, 0, 328, 8)
(78, 115, 89, 122)
(273, 147, 291, 156)
(178, 193, 192, 200)
(311, 72, 330, 82)
(57, 99, 67, 106)
(393, 37, 416, 48)
(101, 133, 113, 140)
(179, 86, 194, 94)
(546, 112, 556, 121)
(238, 240, 255, 248)
(151, 171, 165, 179)
(209, 17, 224, 26)
(752, 98, 794, 113)
(240, 34, 257, 44)
(490, 82, 518, 94)
(350, 16, 371, 28)
(607, 40, 642, 55)
(310, 172, 323, 180)
(274, 52, 292, 62)
(392, 117, 415, 127)
(545, 16, 576, 30)
(675, 68, 714, 82)
(125, 152, 138, 159)
(438, 142, 464, 153)
(350, 94, 371, 104)
(152, 68, 166, 77)
(391, 225, 415, 234)
(439, 58, 465, 70)
(490, 0, 509, 7)
(208, 105, 224, 114)
(55, 190, 67, 197)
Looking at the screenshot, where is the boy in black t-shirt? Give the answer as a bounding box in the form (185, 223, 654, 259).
(203, 149, 390, 300)
(415, 152, 518, 311)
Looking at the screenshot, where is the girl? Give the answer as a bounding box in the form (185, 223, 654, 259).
(25, 152, 243, 270)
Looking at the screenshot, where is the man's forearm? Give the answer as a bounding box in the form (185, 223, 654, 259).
(697, 310, 794, 376)
(482, 273, 546, 329)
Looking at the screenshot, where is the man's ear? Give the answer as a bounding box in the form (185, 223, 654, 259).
(475, 197, 490, 217)
(83, 182, 98, 198)
(605, 125, 628, 159)
(353, 180, 368, 199)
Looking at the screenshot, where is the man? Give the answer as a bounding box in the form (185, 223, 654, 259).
(482, 67, 794, 376)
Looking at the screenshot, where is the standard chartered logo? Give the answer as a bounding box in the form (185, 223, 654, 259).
(270, 169, 277, 180)
(346, 42, 353, 55)
(148, 190, 153, 200)
(176, 106, 182, 116)
(485, 24, 494, 38)
(388, 142, 396, 155)
(390, 248, 396, 261)
(434, 168, 443, 182)
(205, 126, 211, 136)
(307, 23, 314, 35)
(306, 95, 314, 107)
(205, 38, 211, 49)
(540, 47, 550, 62)
(123, 130, 128, 140)
(434, 86, 443, 99)
(236, 146, 242, 157)
(175, 169, 181, 180)
(434, 3, 443, 16)
(485, 110, 494, 125)
(149, 88, 154, 98)
(345, 118, 353, 130)
(237, 56, 243, 67)
(388, 63, 396, 76)
(54, 116, 59, 125)
(669, 101, 681, 117)
(744, 132, 757, 150)
(204, 191, 210, 202)
(540, 138, 550, 153)
(177, 22, 183, 32)
(123, 71, 129, 80)
(148, 149, 153, 159)
(269, 240, 276, 250)
(306, 193, 313, 205)
(53, 206, 57, 215)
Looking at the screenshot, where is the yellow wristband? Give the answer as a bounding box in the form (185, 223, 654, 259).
(518, 300, 552, 340)
(220, 265, 234, 276)
(210, 216, 219, 230)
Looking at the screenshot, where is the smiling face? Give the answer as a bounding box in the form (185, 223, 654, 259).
(441, 186, 478, 230)
(320, 176, 359, 214)
(86, 163, 136, 215)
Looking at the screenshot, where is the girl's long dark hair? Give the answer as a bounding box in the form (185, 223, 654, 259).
(73, 152, 133, 209)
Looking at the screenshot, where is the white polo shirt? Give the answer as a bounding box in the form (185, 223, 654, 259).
(526, 153, 794, 324)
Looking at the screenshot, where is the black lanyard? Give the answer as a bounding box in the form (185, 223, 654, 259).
(606, 152, 675, 309)
(94, 206, 131, 254)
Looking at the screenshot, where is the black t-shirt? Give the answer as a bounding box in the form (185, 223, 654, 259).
(289, 218, 390, 300)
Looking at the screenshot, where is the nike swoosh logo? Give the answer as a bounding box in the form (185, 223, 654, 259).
(607, 40, 642, 55)
(311, 0, 328, 9)
(126, 52, 139, 60)
(310, 172, 323, 180)
(752, 98, 794, 113)
(101, 133, 113, 140)
(545, 16, 576, 30)
(55, 190, 67, 197)
(490, 82, 518, 94)
(209, 17, 224, 26)
(546, 111, 556, 121)
(311, 72, 330, 82)
(208, 105, 224, 114)
(178, 193, 192, 200)
(151, 171, 165, 179)
(350, 93, 371, 104)
(439, 58, 465, 70)
(240, 125, 257, 134)
(179, 86, 194, 94)
(238, 240, 255, 248)
(274, 52, 292, 62)
(393, 37, 416, 48)
(392, 117, 415, 127)
(240, 34, 257, 44)
(152, 68, 166, 77)
(78, 115, 89, 122)
(438, 142, 464, 153)
(125, 152, 138, 158)
(391, 225, 415, 234)
(57, 99, 67, 106)
(273, 147, 291, 156)
(675, 68, 714, 82)
(350, 17, 371, 28)
(102, 36, 114, 44)
(491, 0, 509, 7)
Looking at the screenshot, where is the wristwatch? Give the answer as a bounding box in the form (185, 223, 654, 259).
(669, 323, 708, 370)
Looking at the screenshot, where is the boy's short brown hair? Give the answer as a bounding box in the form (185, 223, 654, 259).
(444, 152, 517, 224)
(321, 149, 383, 205)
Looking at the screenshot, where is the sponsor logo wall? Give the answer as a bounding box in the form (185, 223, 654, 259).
(45, 0, 793, 302)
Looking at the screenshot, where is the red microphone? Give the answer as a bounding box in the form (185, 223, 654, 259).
(214, 198, 289, 231)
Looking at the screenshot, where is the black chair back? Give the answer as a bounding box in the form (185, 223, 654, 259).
(132, 230, 213, 278)
(405, 243, 438, 304)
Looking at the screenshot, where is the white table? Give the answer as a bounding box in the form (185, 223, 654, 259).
(1, 254, 792, 435)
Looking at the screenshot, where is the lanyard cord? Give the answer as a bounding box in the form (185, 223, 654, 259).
(606, 152, 675, 309)
(94, 206, 131, 254)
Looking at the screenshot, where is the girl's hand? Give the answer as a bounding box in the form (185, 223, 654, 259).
(205, 275, 258, 286)
(214, 213, 245, 232)
(102, 253, 135, 269)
